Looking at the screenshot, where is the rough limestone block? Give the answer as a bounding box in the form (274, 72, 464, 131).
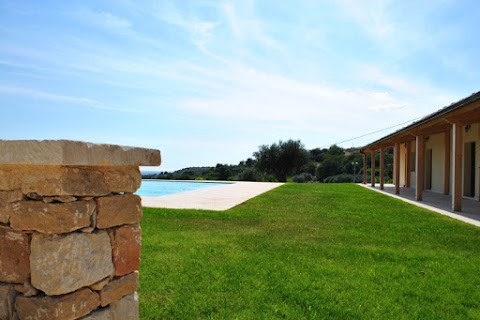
(0, 166, 110, 196)
(0, 189, 23, 224)
(90, 277, 110, 291)
(109, 292, 139, 320)
(30, 231, 114, 296)
(99, 271, 139, 307)
(79, 308, 113, 320)
(103, 167, 141, 193)
(14, 279, 39, 297)
(0, 203, 11, 224)
(96, 195, 142, 229)
(109, 224, 141, 276)
(15, 288, 100, 320)
(0, 283, 16, 320)
(10, 200, 95, 234)
(0, 165, 143, 196)
(0, 226, 30, 283)
(0, 189, 23, 203)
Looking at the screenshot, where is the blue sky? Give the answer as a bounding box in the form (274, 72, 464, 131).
(1, 0, 479, 171)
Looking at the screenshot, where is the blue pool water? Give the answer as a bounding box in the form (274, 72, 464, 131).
(136, 180, 232, 197)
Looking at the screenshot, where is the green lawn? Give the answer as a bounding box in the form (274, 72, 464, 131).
(139, 183, 480, 319)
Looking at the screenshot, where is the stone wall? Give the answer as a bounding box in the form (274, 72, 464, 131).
(0, 140, 160, 320)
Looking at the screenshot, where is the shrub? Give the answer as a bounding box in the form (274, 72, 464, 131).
(293, 173, 314, 183)
(237, 168, 263, 181)
(263, 174, 278, 182)
(323, 173, 355, 183)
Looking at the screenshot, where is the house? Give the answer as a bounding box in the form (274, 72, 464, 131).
(361, 91, 480, 212)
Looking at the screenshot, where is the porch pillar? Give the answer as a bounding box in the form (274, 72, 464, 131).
(363, 152, 367, 184)
(405, 141, 411, 187)
(380, 148, 385, 190)
(394, 143, 400, 194)
(371, 150, 376, 187)
(452, 123, 462, 211)
(444, 129, 451, 195)
(416, 135, 425, 201)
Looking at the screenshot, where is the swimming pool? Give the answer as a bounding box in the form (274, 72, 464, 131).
(136, 180, 232, 197)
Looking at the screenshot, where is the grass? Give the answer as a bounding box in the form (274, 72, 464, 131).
(139, 183, 480, 319)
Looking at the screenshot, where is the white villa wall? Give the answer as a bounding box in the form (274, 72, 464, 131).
(425, 133, 445, 193)
(410, 140, 416, 187)
(399, 143, 406, 187)
(462, 123, 479, 199)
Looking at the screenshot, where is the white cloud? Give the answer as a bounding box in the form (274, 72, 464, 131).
(367, 91, 407, 111)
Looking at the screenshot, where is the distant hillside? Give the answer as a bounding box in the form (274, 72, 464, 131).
(142, 167, 214, 180)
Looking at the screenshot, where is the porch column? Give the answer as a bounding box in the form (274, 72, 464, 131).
(416, 135, 425, 201)
(380, 148, 385, 190)
(405, 141, 411, 187)
(452, 123, 462, 211)
(363, 153, 367, 184)
(371, 150, 376, 187)
(444, 129, 451, 195)
(394, 143, 400, 194)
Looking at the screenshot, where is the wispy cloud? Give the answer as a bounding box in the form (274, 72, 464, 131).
(1, 0, 478, 167)
(77, 9, 134, 36)
(354, 64, 456, 108)
(153, 2, 219, 49)
(221, 1, 284, 53)
(335, 0, 394, 39)
(223, 2, 243, 41)
(0, 85, 141, 113)
(177, 62, 434, 141)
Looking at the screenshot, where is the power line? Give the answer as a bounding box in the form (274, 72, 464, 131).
(321, 116, 423, 149)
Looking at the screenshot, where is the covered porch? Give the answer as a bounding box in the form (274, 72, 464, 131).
(362, 184, 480, 226)
(361, 91, 480, 213)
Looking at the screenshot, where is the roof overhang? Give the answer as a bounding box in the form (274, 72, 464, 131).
(361, 91, 480, 153)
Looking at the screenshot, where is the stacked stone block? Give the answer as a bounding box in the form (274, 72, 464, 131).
(0, 140, 160, 320)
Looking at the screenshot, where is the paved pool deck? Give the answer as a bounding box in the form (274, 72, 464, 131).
(140, 181, 284, 211)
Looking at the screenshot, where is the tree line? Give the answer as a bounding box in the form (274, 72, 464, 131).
(143, 139, 392, 183)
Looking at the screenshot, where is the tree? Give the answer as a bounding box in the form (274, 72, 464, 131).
(309, 148, 326, 162)
(237, 167, 263, 181)
(254, 139, 310, 182)
(214, 164, 234, 180)
(316, 145, 344, 181)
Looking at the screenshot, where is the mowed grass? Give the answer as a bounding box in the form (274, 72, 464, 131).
(139, 183, 480, 319)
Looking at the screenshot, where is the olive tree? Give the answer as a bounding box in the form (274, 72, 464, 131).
(253, 139, 310, 182)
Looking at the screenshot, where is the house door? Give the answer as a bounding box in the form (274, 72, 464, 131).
(426, 149, 432, 190)
(464, 142, 476, 197)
